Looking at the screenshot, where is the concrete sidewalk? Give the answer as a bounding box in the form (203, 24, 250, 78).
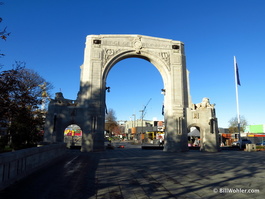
(93, 143, 264, 199)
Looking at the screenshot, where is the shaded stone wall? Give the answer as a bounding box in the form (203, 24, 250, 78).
(0, 143, 66, 191)
(186, 98, 220, 152)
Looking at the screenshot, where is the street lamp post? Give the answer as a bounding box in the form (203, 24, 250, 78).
(139, 110, 144, 144)
(139, 98, 152, 144)
(132, 114, 136, 128)
(132, 114, 136, 141)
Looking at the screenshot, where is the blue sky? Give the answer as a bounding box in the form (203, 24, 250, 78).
(1, 0, 265, 128)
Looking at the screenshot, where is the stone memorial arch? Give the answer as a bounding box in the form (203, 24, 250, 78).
(44, 35, 219, 152)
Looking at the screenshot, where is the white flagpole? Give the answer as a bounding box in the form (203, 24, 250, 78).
(234, 56, 241, 148)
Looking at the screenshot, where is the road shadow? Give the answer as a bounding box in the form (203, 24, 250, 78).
(0, 149, 101, 199)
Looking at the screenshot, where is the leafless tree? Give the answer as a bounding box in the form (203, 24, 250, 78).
(105, 108, 118, 137)
(0, 2, 11, 58)
(228, 115, 248, 133)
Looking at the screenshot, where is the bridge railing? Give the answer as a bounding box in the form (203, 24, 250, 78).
(0, 143, 67, 190)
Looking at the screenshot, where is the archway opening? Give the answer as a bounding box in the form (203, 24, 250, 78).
(188, 126, 201, 148)
(105, 57, 165, 144)
(64, 124, 82, 149)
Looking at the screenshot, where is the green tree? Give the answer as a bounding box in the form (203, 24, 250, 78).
(228, 115, 248, 134)
(0, 63, 52, 150)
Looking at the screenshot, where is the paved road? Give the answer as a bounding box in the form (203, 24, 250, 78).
(0, 142, 264, 199)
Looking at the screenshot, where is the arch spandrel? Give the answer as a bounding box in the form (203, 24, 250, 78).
(102, 50, 171, 86)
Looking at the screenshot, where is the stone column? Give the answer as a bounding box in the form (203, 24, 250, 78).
(163, 43, 189, 152)
(200, 110, 220, 152)
(79, 36, 105, 152)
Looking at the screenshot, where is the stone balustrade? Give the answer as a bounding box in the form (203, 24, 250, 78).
(0, 143, 67, 190)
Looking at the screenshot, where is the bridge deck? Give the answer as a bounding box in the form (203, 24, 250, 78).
(0, 142, 263, 199)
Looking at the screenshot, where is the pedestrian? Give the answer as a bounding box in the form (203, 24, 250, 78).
(193, 138, 199, 146)
(159, 137, 164, 147)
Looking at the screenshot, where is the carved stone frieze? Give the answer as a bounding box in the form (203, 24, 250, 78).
(102, 48, 122, 67)
(159, 52, 170, 65)
(133, 36, 142, 54)
(195, 98, 215, 109)
(145, 50, 170, 71)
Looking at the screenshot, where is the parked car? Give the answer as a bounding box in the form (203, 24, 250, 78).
(232, 139, 252, 148)
(256, 141, 265, 146)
